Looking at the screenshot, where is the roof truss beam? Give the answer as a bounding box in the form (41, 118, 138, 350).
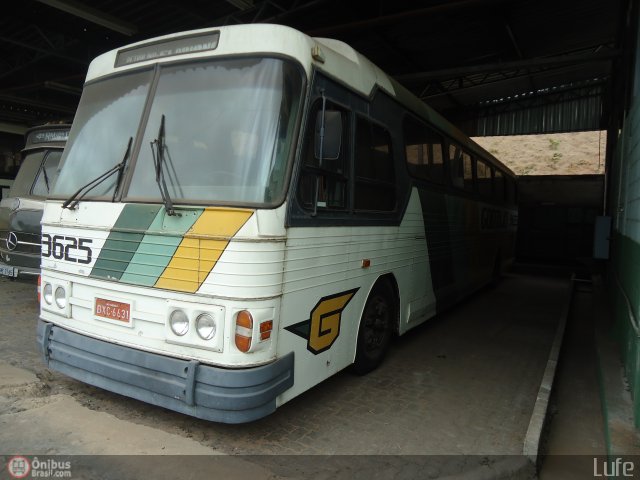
(35, 0, 138, 36)
(396, 49, 619, 84)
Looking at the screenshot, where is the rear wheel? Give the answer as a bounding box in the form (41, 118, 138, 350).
(351, 281, 395, 375)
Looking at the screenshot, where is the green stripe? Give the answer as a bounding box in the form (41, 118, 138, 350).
(90, 204, 162, 281)
(120, 208, 202, 286)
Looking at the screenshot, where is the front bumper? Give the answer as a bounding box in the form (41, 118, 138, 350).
(0, 260, 39, 278)
(0, 250, 40, 277)
(37, 320, 294, 423)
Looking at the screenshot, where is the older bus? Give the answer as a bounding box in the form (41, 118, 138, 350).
(0, 124, 69, 278)
(37, 24, 517, 423)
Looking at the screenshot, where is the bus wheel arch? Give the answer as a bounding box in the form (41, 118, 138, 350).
(350, 274, 398, 375)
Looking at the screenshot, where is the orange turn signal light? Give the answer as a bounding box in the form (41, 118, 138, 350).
(260, 320, 273, 341)
(235, 310, 254, 353)
(235, 334, 252, 353)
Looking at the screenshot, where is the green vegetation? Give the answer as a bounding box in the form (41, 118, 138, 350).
(519, 164, 535, 175)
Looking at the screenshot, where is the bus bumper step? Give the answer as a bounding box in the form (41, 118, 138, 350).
(37, 319, 294, 424)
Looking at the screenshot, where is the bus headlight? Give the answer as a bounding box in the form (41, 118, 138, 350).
(165, 304, 225, 352)
(41, 279, 71, 317)
(169, 310, 189, 336)
(195, 313, 217, 340)
(54, 286, 67, 309)
(43, 283, 53, 305)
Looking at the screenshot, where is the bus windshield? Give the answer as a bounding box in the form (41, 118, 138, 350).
(53, 57, 303, 206)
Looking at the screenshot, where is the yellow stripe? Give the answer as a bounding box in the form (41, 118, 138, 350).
(154, 208, 253, 293)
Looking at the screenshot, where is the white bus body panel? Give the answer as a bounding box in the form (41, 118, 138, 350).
(40, 201, 289, 368)
(277, 188, 436, 404)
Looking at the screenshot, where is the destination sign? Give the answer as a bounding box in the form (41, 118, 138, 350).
(115, 32, 220, 67)
(28, 129, 70, 145)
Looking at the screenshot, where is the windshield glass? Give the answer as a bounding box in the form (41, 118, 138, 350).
(31, 150, 62, 197)
(52, 58, 302, 206)
(53, 69, 153, 197)
(127, 57, 302, 205)
(8, 152, 43, 198)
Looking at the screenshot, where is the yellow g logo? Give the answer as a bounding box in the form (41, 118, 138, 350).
(286, 289, 359, 354)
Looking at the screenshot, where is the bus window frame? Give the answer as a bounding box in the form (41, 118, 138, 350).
(402, 114, 446, 186)
(297, 97, 352, 213)
(353, 114, 397, 213)
(289, 72, 405, 227)
(476, 158, 494, 199)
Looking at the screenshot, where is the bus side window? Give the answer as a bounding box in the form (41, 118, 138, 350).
(298, 101, 349, 211)
(403, 116, 444, 183)
(476, 159, 493, 198)
(449, 144, 464, 188)
(354, 117, 396, 212)
(431, 140, 445, 182)
(463, 153, 474, 192)
(451, 145, 474, 192)
(494, 170, 505, 202)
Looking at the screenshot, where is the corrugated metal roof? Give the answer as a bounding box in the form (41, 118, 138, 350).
(470, 81, 605, 136)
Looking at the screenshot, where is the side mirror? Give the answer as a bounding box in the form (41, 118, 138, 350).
(314, 110, 342, 161)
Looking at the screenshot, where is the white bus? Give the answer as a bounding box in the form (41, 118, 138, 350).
(37, 24, 517, 423)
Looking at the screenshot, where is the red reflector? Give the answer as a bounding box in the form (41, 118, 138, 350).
(260, 320, 273, 333)
(259, 320, 273, 342)
(260, 331, 271, 341)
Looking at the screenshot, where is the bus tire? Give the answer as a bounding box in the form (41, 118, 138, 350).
(351, 281, 395, 375)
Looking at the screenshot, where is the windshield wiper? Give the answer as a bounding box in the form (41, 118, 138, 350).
(150, 114, 176, 216)
(42, 166, 50, 193)
(62, 137, 133, 210)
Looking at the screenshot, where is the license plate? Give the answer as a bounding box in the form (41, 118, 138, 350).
(95, 298, 131, 324)
(0, 265, 16, 277)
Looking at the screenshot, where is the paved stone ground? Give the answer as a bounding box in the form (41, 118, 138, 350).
(0, 272, 569, 478)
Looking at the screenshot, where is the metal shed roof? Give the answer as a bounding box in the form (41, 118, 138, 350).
(0, 0, 630, 136)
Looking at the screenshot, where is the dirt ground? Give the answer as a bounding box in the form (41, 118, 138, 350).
(472, 131, 607, 176)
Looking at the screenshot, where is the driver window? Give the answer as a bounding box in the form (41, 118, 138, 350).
(298, 100, 350, 211)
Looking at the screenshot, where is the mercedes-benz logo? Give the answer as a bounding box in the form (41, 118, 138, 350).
(6, 232, 18, 251)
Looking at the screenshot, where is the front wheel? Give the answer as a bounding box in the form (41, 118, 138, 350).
(351, 281, 395, 375)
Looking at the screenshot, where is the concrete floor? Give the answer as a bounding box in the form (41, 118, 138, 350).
(538, 276, 606, 479)
(0, 272, 579, 478)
